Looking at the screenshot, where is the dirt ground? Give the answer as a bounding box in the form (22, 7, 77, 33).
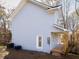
(4, 49, 79, 59)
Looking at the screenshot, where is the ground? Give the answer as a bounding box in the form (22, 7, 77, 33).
(4, 49, 79, 59)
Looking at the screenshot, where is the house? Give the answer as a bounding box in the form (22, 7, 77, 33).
(9, 0, 78, 53)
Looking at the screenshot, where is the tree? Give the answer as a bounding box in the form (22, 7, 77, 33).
(53, 0, 79, 55)
(0, 5, 12, 45)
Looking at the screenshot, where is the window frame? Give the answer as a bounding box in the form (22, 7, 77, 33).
(36, 34, 43, 49)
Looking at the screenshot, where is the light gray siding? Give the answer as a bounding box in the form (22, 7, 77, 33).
(11, 3, 62, 53)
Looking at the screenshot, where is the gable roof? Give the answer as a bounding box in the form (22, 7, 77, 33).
(8, 0, 62, 21)
(8, 0, 28, 21)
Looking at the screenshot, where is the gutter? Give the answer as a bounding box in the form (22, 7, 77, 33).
(53, 24, 69, 31)
(8, 0, 62, 21)
(30, 0, 61, 9)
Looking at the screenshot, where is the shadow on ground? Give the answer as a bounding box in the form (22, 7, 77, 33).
(5, 49, 79, 59)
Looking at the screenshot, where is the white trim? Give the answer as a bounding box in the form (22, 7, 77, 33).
(36, 34, 43, 49)
(8, 0, 29, 21)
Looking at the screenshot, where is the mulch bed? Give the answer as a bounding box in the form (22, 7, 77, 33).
(4, 49, 79, 59)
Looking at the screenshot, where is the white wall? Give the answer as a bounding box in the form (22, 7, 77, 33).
(11, 3, 60, 53)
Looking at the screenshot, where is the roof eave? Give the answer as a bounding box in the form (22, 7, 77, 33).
(8, 0, 29, 21)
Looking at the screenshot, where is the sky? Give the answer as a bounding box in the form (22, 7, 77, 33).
(0, 0, 21, 9)
(0, 0, 78, 15)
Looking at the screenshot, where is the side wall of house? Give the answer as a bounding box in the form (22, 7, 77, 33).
(11, 3, 59, 53)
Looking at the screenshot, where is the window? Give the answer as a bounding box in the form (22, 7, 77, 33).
(36, 35, 43, 49)
(47, 37, 50, 45)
